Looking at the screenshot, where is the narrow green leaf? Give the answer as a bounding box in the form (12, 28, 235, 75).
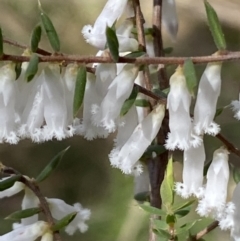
(183, 59, 198, 96)
(134, 191, 150, 202)
(73, 66, 87, 117)
(0, 175, 22, 191)
(139, 204, 166, 216)
(233, 166, 240, 184)
(31, 25, 42, 53)
(135, 99, 150, 107)
(15, 63, 22, 80)
(204, 0, 226, 50)
(106, 26, 119, 62)
(160, 156, 174, 206)
(40, 12, 60, 52)
(36, 146, 70, 183)
(174, 206, 191, 218)
(120, 87, 139, 116)
(5, 207, 41, 220)
(173, 200, 195, 212)
(51, 212, 77, 232)
(124, 51, 145, 58)
(25, 54, 39, 82)
(0, 27, 3, 57)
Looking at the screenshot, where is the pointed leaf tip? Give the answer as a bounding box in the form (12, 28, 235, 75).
(204, 0, 226, 50)
(31, 25, 42, 53)
(6, 207, 42, 220)
(73, 66, 87, 117)
(36, 146, 70, 183)
(51, 212, 77, 232)
(40, 11, 60, 52)
(0, 174, 22, 191)
(120, 86, 138, 116)
(160, 156, 174, 207)
(183, 59, 198, 96)
(25, 54, 39, 82)
(106, 26, 119, 62)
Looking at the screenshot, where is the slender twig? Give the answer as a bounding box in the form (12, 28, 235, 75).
(1, 51, 240, 64)
(132, 0, 152, 97)
(0, 165, 62, 241)
(192, 221, 219, 240)
(3, 37, 51, 56)
(216, 133, 240, 156)
(152, 0, 168, 85)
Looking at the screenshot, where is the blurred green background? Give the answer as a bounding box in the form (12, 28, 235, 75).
(0, 0, 239, 241)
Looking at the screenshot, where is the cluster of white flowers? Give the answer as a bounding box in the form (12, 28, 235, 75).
(80, 0, 180, 175)
(165, 61, 222, 151)
(168, 59, 240, 240)
(175, 145, 240, 240)
(0, 178, 91, 240)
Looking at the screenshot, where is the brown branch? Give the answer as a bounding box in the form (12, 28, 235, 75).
(3, 37, 52, 56)
(152, 0, 168, 86)
(192, 221, 219, 240)
(216, 133, 240, 157)
(0, 166, 62, 241)
(132, 0, 153, 98)
(1, 51, 240, 65)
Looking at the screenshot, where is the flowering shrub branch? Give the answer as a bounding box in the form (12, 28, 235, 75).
(1, 0, 240, 240)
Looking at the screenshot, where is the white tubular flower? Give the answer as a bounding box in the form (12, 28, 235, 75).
(109, 104, 165, 175)
(47, 198, 91, 235)
(162, 0, 178, 40)
(0, 63, 19, 144)
(95, 62, 116, 98)
(110, 105, 138, 167)
(92, 64, 139, 133)
(231, 92, 240, 120)
(175, 142, 205, 199)
(166, 66, 201, 151)
(230, 183, 240, 241)
(193, 62, 222, 136)
(75, 73, 108, 140)
(42, 66, 71, 141)
(19, 72, 45, 142)
(82, 0, 128, 49)
(20, 66, 72, 142)
(196, 147, 229, 219)
(0, 221, 50, 241)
